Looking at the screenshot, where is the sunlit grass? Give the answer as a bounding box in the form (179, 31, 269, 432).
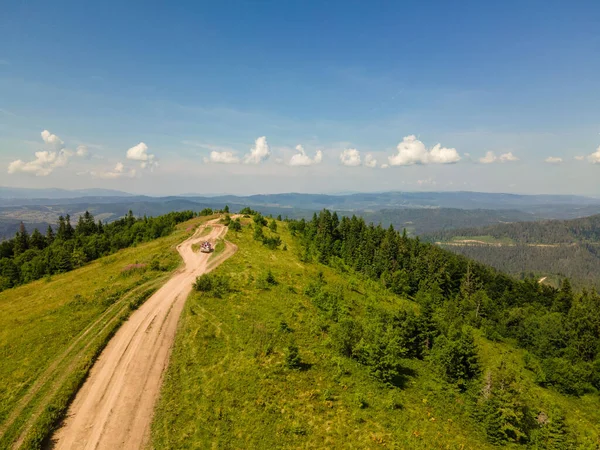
(0, 215, 212, 449)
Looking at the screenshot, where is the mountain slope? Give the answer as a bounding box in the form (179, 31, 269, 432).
(152, 216, 600, 449)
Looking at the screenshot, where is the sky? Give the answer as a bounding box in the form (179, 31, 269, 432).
(1, 0, 600, 196)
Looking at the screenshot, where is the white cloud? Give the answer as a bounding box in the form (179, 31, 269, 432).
(126, 142, 158, 169)
(545, 156, 563, 164)
(41, 130, 64, 149)
(479, 151, 497, 164)
(90, 162, 136, 179)
(388, 135, 460, 166)
(418, 177, 437, 186)
(243, 136, 270, 164)
(76, 145, 90, 158)
(204, 151, 240, 164)
(7, 149, 71, 176)
(479, 151, 519, 164)
(364, 153, 377, 168)
(499, 152, 519, 162)
(289, 145, 323, 166)
(340, 148, 361, 166)
(574, 155, 585, 161)
(588, 146, 600, 164)
(380, 163, 389, 169)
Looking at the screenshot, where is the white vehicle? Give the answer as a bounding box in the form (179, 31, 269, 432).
(200, 241, 213, 253)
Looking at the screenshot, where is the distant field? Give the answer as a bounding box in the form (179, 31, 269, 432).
(0, 216, 210, 449)
(447, 235, 516, 245)
(152, 220, 600, 448)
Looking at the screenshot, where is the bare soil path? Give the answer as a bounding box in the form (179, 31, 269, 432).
(48, 220, 235, 450)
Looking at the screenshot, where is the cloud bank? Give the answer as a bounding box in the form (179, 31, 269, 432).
(545, 156, 563, 164)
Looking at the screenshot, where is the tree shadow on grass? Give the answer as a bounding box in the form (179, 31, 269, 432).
(389, 366, 417, 389)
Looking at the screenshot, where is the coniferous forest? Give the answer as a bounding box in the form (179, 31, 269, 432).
(289, 211, 600, 405)
(0, 210, 196, 291)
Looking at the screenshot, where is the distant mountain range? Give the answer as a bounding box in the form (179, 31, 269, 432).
(2, 188, 600, 216)
(2, 188, 600, 241)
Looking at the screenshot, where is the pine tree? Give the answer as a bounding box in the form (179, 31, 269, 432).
(13, 222, 30, 255)
(46, 225, 55, 244)
(30, 228, 46, 250)
(64, 214, 74, 240)
(285, 342, 302, 369)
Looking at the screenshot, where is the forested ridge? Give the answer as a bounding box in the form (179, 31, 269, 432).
(428, 213, 600, 244)
(286, 210, 600, 445)
(424, 214, 600, 288)
(0, 210, 197, 291)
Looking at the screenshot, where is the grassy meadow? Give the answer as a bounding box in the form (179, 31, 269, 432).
(0, 216, 211, 449)
(151, 218, 600, 449)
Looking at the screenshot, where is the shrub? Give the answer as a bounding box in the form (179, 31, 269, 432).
(229, 218, 242, 231)
(285, 342, 302, 369)
(262, 236, 281, 249)
(430, 328, 480, 387)
(193, 273, 232, 298)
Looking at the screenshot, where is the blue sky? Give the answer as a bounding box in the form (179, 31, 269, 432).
(1, 0, 600, 195)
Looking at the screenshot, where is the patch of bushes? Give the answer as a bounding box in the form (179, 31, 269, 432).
(193, 273, 232, 298)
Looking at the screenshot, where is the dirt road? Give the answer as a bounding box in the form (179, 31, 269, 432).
(49, 221, 236, 450)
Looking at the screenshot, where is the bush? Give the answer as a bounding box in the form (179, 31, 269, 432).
(430, 329, 480, 387)
(265, 269, 277, 285)
(538, 358, 593, 396)
(285, 342, 302, 369)
(262, 236, 281, 249)
(229, 218, 242, 231)
(193, 273, 232, 298)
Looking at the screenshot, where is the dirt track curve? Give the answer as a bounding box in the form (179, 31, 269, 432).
(48, 221, 236, 450)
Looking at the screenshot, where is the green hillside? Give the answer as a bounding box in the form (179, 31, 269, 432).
(152, 215, 600, 449)
(0, 215, 210, 449)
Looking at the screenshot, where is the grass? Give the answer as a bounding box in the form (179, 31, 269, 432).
(208, 238, 225, 261)
(152, 220, 600, 449)
(0, 215, 213, 449)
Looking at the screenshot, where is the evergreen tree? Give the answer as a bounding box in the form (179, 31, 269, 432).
(30, 228, 46, 250)
(285, 341, 302, 369)
(13, 222, 30, 255)
(65, 214, 74, 240)
(46, 225, 55, 244)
